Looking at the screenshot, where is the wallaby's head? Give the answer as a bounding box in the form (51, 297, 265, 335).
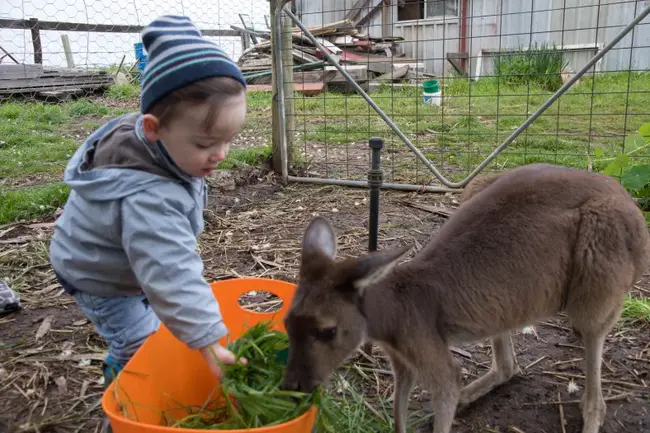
(282, 216, 411, 393)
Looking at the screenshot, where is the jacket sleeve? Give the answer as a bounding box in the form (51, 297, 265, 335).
(120, 185, 228, 350)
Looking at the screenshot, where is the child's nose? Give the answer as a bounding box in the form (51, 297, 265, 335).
(209, 151, 225, 162)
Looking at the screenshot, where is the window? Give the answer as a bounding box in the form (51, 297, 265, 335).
(425, 0, 459, 18)
(397, 0, 460, 21)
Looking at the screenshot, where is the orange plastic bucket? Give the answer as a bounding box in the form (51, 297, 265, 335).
(101, 278, 317, 433)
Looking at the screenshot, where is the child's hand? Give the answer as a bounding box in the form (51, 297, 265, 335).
(199, 342, 247, 379)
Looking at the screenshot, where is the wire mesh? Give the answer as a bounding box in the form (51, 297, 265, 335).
(1, 0, 649, 224)
(0, 0, 271, 223)
(275, 0, 650, 189)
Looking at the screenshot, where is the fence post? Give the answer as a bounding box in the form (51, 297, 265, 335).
(28, 18, 42, 64)
(270, 0, 295, 177)
(61, 35, 74, 68)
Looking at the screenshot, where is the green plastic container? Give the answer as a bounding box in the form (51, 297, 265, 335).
(422, 79, 441, 106)
(423, 80, 440, 93)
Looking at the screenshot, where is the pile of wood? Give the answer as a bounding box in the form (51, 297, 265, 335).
(0, 64, 114, 101)
(236, 19, 432, 95)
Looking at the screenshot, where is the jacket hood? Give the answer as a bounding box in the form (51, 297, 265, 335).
(63, 113, 194, 201)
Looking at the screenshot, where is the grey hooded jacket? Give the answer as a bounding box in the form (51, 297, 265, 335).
(49, 113, 228, 350)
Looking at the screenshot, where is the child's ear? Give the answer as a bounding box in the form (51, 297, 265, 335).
(141, 114, 160, 142)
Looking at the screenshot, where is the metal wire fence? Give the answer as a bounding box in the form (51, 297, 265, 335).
(0, 0, 272, 223)
(1, 0, 649, 223)
(270, 0, 650, 192)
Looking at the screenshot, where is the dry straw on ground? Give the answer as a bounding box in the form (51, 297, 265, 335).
(1, 179, 649, 433)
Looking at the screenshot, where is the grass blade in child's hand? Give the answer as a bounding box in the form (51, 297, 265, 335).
(170, 321, 314, 430)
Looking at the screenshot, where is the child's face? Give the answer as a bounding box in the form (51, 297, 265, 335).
(143, 92, 247, 177)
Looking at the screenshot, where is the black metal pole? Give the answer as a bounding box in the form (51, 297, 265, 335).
(368, 137, 384, 253)
(361, 137, 384, 357)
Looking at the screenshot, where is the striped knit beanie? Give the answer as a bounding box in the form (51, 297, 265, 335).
(139, 15, 247, 114)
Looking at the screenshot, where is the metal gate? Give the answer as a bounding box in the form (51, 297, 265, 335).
(270, 0, 650, 192)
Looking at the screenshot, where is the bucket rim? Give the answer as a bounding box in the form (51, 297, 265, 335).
(101, 393, 318, 433)
(422, 80, 440, 92)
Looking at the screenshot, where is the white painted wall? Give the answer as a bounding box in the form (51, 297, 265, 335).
(0, 0, 270, 68)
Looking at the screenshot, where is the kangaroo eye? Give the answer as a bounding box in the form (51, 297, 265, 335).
(315, 327, 337, 341)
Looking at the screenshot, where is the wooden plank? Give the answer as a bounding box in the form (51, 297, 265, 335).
(374, 65, 410, 82)
(324, 65, 369, 83)
(0, 64, 43, 79)
(292, 49, 320, 64)
(37, 88, 85, 102)
(238, 13, 259, 45)
(337, 51, 415, 63)
(293, 70, 331, 84)
(367, 62, 391, 75)
(248, 82, 325, 96)
(291, 20, 354, 36)
(1, 74, 112, 87)
(28, 18, 42, 64)
(446, 52, 468, 76)
(61, 34, 74, 68)
(38, 68, 107, 78)
(0, 18, 240, 37)
(0, 84, 110, 95)
(0, 64, 109, 82)
(0, 76, 113, 92)
(241, 65, 272, 72)
(315, 37, 342, 54)
(241, 58, 273, 68)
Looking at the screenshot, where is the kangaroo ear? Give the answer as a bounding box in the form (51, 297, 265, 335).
(302, 216, 337, 261)
(351, 245, 412, 294)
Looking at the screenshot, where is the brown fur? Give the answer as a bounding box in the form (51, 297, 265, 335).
(282, 163, 650, 433)
(458, 171, 503, 203)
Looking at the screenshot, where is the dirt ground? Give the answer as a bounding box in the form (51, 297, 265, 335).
(1, 173, 649, 433)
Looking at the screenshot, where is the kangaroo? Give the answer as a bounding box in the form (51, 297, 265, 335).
(282, 163, 650, 433)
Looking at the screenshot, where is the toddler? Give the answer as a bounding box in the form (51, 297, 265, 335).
(49, 15, 248, 387)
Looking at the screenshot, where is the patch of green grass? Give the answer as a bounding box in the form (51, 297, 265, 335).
(247, 91, 273, 110)
(493, 42, 568, 92)
(0, 125, 78, 178)
(102, 62, 137, 76)
(0, 100, 121, 124)
(79, 120, 103, 131)
(107, 83, 141, 101)
(66, 100, 111, 117)
(288, 71, 650, 181)
(621, 295, 650, 325)
(2, 71, 648, 224)
(0, 183, 70, 224)
(220, 145, 272, 170)
(0, 100, 130, 185)
(0, 102, 69, 125)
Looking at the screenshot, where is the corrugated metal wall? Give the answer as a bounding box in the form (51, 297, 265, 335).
(294, 0, 650, 75)
(393, 19, 460, 73)
(473, 0, 650, 76)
